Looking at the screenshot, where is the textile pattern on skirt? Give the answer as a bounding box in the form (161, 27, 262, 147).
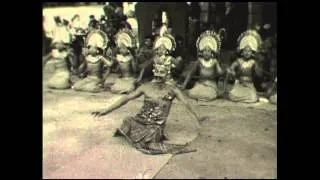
(228, 81, 258, 103)
(115, 116, 195, 155)
(114, 98, 196, 155)
(187, 80, 219, 101)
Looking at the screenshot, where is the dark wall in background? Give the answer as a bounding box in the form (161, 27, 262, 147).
(136, 2, 188, 47)
(262, 3, 277, 35)
(219, 2, 249, 50)
(43, 2, 276, 53)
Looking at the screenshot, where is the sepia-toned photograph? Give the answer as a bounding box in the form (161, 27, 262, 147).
(42, 2, 277, 179)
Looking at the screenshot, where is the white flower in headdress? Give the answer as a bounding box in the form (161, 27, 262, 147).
(196, 30, 221, 53)
(237, 29, 262, 52)
(85, 29, 109, 49)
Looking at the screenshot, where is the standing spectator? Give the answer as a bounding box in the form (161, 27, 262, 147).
(70, 14, 81, 30)
(100, 15, 107, 24)
(54, 16, 62, 26)
(88, 15, 99, 31)
(199, 2, 210, 32)
(62, 19, 69, 28)
(219, 2, 247, 50)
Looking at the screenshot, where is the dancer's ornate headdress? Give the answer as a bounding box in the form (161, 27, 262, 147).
(237, 29, 262, 52)
(153, 62, 172, 77)
(196, 30, 221, 53)
(153, 33, 176, 52)
(115, 28, 137, 49)
(85, 29, 109, 49)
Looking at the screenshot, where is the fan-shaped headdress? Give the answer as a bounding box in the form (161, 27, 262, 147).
(114, 28, 137, 49)
(85, 29, 109, 49)
(153, 33, 176, 52)
(237, 29, 262, 52)
(196, 30, 221, 53)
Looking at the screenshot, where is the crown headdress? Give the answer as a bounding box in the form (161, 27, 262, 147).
(237, 29, 262, 52)
(115, 28, 137, 49)
(196, 30, 221, 53)
(85, 29, 109, 49)
(153, 33, 176, 52)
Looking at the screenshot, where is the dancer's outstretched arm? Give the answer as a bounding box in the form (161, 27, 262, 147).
(92, 88, 144, 117)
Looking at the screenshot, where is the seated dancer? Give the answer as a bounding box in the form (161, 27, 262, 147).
(153, 33, 177, 85)
(43, 18, 74, 89)
(105, 28, 138, 94)
(227, 30, 263, 103)
(72, 29, 113, 92)
(136, 36, 155, 83)
(182, 30, 224, 101)
(92, 61, 202, 155)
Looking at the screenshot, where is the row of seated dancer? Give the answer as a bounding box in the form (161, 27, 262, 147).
(43, 26, 277, 105)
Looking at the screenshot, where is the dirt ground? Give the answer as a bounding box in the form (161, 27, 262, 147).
(43, 64, 277, 179)
(154, 106, 276, 179)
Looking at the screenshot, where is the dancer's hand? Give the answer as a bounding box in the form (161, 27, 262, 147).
(226, 68, 234, 76)
(91, 110, 108, 117)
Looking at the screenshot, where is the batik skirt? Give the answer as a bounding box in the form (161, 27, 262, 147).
(228, 81, 258, 103)
(114, 116, 196, 155)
